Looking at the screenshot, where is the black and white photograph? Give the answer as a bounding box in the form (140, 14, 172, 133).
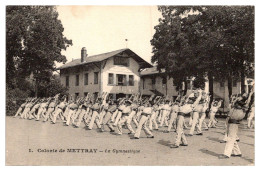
(4, 1, 256, 166)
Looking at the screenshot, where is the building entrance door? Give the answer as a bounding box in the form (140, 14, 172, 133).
(116, 93, 126, 100)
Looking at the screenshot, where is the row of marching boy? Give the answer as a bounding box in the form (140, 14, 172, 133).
(14, 86, 254, 159)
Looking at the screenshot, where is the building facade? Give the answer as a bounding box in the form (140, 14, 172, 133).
(212, 78, 254, 112)
(139, 67, 179, 99)
(58, 48, 253, 102)
(57, 48, 152, 99)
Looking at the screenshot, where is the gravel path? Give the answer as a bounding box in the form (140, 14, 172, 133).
(6, 116, 254, 166)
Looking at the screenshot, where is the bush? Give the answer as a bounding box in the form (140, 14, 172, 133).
(41, 75, 68, 97)
(6, 74, 69, 116)
(6, 88, 30, 116)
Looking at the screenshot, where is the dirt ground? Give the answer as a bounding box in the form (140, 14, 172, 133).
(5, 116, 254, 166)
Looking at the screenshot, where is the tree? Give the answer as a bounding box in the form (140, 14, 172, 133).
(6, 6, 27, 88)
(151, 6, 209, 94)
(6, 6, 73, 95)
(37, 74, 68, 97)
(151, 6, 254, 99)
(197, 6, 254, 95)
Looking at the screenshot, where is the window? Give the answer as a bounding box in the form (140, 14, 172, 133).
(114, 56, 129, 66)
(108, 73, 114, 85)
(66, 76, 69, 87)
(129, 75, 134, 86)
(75, 75, 79, 86)
(75, 93, 79, 99)
(116, 74, 127, 86)
(162, 76, 167, 84)
(94, 72, 99, 84)
(143, 78, 145, 89)
(84, 92, 88, 97)
(84, 73, 88, 85)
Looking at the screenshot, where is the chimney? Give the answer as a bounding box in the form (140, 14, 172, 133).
(81, 47, 87, 62)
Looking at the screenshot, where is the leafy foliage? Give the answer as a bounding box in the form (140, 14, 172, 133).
(6, 6, 72, 94)
(151, 6, 254, 96)
(6, 75, 68, 116)
(36, 74, 69, 97)
(6, 88, 30, 116)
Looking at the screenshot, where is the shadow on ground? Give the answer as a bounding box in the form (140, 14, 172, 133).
(199, 148, 220, 158)
(158, 139, 172, 147)
(207, 136, 221, 143)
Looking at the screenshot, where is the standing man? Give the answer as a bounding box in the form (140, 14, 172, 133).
(98, 92, 109, 125)
(36, 98, 49, 121)
(87, 98, 102, 131)
(113, 98, 126, 126)
(247, 95, 255, 129)
(65, 97, 78, 126)
(149, 98, 160, 131)
(164, 101, 179, 133)
(208, 99, 222, 128)
(170, 90, 202, 148)
(196, 92, 210, 135)
(73, 96, 88, 127)
(188, 91, 201, 136)
(43, 96, 59, 122)
(28, 98, 41, 120)
(71, 97, 84, 125)
(20, 98, 36, 119)
(117, 100, 134, 135)
(132, 101, 154, 139)
(101, 99, 116, 132)
(126, 100, 139, 133)
(52, 96, 67, 124)
(14, 98, 30, 118)
(159, 100, 171, 128)
(220, 88, 253, 159)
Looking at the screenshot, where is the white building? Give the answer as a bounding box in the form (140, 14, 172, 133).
(139, 67, 179, 99)
(57, 48, 152, 99)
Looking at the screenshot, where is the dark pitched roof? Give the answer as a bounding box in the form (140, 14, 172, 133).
(57, 48, 152, 70)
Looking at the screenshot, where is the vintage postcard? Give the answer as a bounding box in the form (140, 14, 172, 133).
(5, 4, 255, 166)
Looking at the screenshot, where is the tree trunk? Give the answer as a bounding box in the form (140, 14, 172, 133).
(208, 71, 214, 104)
(35, 79, 38, 97)
(184, 80, 188, 96)
(228, 75, 232, 97)
(241, 71, 245, 94)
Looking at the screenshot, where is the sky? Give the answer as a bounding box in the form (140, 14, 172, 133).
(56, 6, 162, 67)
